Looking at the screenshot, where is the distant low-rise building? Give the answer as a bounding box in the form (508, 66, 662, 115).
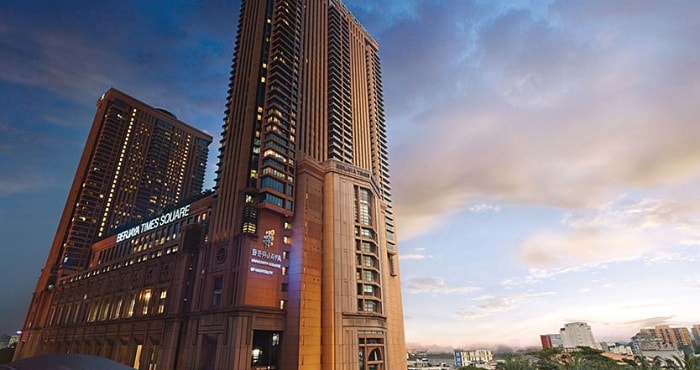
(541, 334, 563, 349)
(601, 342, 633, 356)
(454, 349, 493, 367)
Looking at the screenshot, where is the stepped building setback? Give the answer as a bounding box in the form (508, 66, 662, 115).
(15, 0, 406, 369)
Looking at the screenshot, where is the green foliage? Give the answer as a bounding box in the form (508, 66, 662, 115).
(497, 357, 536, 370)
(671, 353, 700, 370)
(497, 347, 642, 370)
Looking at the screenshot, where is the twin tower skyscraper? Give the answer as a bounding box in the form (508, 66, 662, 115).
(17, 1, 406, 369)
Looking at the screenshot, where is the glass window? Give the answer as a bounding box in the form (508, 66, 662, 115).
(364, 300, 377, 312)
(141, 289, 152, 315)
(158, 289, 167, 314)
(215, 247, 227, 263)
(126, 295, 136, 318)
(212, 277, 223, 308)
(261, 176, 286, 193)
(262, 193, 284, 208)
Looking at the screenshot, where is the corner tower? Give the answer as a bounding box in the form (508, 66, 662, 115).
(201, 0, 406, 368)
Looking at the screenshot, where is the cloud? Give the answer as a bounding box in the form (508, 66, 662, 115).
(404, 276, 481, 295)
(399, 247, 434, 261)
(562, 197, 700, 232)
(0, 1, 236, 124)
(400, 254, 428, 261)
(456, 292, 555, 318)
(686, 274, 700, 289)
(468, 203, 501, 213)
(515, 196, 700, 268)
(517, 230, 652, 268)
(622, 316, 674, 329)
(644, 251, 697, 265)
(381, 1, 700, 240)
(501, 265, 590, 286)
(0, 177, 49, 197)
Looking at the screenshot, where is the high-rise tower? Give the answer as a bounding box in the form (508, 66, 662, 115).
(22, 87, 212, 336)
(203, 0, 406, 368)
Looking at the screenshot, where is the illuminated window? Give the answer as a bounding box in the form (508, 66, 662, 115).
(88, 302, 98, 322)
(141, 289, 152, 315)
(113, 299, 123, 319)
(242, 222, 257, 234)
(158, 289, 167, 314)
(100, 300, 111, 321)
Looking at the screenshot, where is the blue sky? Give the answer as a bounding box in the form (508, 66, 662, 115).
(2, 0, 700, 350)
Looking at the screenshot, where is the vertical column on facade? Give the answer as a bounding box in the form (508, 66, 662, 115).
(283, 159, 324, 369)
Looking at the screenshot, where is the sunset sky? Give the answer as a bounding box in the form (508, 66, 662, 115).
(2, 0, 699, 350)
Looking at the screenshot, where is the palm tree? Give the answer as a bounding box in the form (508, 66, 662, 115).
(671, 353, 700, 370)
(627, 355, 650, 369)
(650, 356, 665, 370)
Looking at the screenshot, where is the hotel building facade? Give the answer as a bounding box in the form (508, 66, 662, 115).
(15, 0, 406, 369)
(15, 88, 212, 362)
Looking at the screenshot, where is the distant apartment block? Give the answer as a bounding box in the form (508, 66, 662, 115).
(640, 325, 693, 350)
(600, 342, 634, 356)
(560, 322, 601, 350)
(691, 324, 700, 345)
(631, 331, 683, 361)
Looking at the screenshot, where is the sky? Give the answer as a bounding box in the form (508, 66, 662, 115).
(1, 0, 700, 350)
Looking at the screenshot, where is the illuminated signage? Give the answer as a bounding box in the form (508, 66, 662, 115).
(250, 248, 282, 275)
(116, 204, 191, 242)
(249, 229, 282, 276)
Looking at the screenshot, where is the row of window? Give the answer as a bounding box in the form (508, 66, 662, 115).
(48, 288, 168, 328)
(98, 211, 208, 265)
(67, 245, 177, 284)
